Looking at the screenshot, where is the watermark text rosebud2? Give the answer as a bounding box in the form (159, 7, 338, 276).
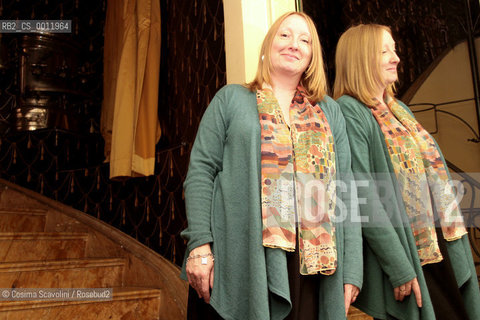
(274, 173, 470, 228)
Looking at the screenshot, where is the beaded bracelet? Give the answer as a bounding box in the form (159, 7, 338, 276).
(187, 252, 215, 265)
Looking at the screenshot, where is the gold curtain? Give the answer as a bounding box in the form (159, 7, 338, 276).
(101, 0, 161, 179)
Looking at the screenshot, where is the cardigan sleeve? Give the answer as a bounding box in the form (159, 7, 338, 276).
(324, 97, 363, 289)
(181, 88, 228, 253)
(340, 97, 418, 288)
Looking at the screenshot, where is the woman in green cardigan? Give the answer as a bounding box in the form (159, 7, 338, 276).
(180, 11, 363, 320)
(334, 23, 480, 320)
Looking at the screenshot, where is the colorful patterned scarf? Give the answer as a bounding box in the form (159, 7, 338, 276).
(371, 96, 467, 266)
(257, 86, 337, 275)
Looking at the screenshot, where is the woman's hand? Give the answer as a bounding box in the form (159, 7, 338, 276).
(394, 277, 422, 307)
(186, 243, 215, 303)
(344, 283, 360, 316)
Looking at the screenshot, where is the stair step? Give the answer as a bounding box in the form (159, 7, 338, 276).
(0, 258, 125, 288)
(0, 232, 88, 262)
(0, 287, 161, 319)
(348, 307, 373, 320)
(0, 209, 47, 232)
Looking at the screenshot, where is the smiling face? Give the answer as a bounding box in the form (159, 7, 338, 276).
(269, 14, 312, 80)
(380, 29, 400, 88)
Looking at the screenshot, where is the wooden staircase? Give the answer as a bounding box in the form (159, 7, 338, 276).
(0, 179, 187, 319)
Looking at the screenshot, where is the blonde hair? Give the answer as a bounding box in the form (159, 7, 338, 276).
(333, 24, 396, 105)
(246, 11, 328, 102)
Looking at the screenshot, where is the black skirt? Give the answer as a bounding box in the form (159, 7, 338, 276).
(284, 245, 320, 320)
(422, 227, 470, 320)
(186, 285, 222, 320)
